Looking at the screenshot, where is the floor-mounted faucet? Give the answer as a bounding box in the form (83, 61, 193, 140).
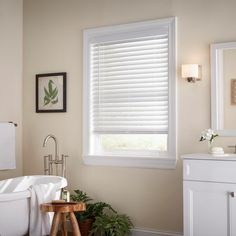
(43, 134, 68, 177)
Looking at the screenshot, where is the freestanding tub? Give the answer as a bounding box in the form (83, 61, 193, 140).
(0, 175, 67, 236)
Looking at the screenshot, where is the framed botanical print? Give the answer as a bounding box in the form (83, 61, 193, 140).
(36, 72, 67, 113)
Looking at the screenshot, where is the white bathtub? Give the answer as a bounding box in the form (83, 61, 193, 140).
(0, 175, 67, 236)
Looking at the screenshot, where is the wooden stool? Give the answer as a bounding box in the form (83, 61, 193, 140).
(40, 202, 86, 236)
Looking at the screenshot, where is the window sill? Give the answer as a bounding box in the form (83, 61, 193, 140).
(82, 154, 177, 169)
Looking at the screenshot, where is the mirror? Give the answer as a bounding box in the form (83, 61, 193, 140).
(211, 42, 236, 136)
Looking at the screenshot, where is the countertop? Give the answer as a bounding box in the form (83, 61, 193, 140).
(181, 153, 236, 161)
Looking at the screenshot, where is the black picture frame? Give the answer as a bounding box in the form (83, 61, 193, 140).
(36, 72, 67, 113)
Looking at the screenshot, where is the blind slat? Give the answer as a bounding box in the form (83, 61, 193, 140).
(93, 130, 168, 134)
(92, 51, 168, 61)
(92, 35, 168, 49)
(93, 111, 168, 116)
(93, 79, 168, 88)
(95, 116, 168, 121)
(93, 96, 168, 104)
(92, 72, 168, 81)
(92, 59, 168, 69)
(93, 77, 168, 85)
(92, 44, 168, 56)
(93, 83, 168, 92)
(93, 63, 168, 72)
(91, 54, 168, 65)
(93, 107, 168, 112)
(93, 88, 168, 96)
(93, 101, 168, 109)
(93, 127, 168, 133)
(93, 92, 168, 100)
(94, 78, 168, 84)
(92, 69, 168, 77)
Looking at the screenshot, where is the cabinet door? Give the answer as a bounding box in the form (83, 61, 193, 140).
(184, 181, 236, 236)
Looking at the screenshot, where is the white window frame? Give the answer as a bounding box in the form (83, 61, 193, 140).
(83, 17, 177, 169)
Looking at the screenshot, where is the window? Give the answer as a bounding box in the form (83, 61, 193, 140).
(83, 17, 177, 168)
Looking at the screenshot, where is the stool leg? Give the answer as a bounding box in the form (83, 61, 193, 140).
(50, 212, 61, 236)
(69, 212, 81, 236)
(61, 213, 68, 236)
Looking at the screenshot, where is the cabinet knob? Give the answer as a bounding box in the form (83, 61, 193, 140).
(230, 192, 236, 197)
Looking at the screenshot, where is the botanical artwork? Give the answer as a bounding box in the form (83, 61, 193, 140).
(36, 72, 66, 112)
(43, 80, 59, 106)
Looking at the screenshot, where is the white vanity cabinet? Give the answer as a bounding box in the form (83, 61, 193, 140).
(183, 154, 236, 236)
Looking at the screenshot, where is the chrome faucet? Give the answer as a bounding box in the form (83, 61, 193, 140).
(43, 134, 59, 159)
(43, 134, 68, 177)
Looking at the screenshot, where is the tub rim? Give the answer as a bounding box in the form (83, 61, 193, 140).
(0, 175, 67, 202)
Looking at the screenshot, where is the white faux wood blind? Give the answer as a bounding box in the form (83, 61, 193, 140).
(91, 34, 169, 134)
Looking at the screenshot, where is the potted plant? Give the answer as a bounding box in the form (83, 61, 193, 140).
(90, 213, 133, 236)
(71, 189, 116, 236)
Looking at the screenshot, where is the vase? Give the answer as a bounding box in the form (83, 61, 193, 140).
(208, 142, 213, 154)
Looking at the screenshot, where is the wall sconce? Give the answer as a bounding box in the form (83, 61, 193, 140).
(181, 64, 201, 82)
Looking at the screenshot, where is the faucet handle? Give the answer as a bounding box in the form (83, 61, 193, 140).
(61, 154, 68, 178)
(228, 145, 236, 154)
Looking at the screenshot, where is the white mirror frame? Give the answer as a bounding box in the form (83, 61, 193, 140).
(211, 41, 236, 136)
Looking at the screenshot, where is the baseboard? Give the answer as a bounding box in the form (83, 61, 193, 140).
(66, 220, 183, 236)
(131, 228, 183, 236)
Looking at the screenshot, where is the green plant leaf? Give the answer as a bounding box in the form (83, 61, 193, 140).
(51, 97, 58, 104)
(44, 96, 50, 106)
(43, 80, 60, 106)
(71, 189, 117, 223)
(51, 88, 58, 99)
(90, 214, 133, 236)
(199, 137, 204, 142)
(48, 80, 54, 94)
(44, 87, 50, 98)
(71, 189, 93, 203)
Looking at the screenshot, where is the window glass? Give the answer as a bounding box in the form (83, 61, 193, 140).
(100, 134, 167, 151)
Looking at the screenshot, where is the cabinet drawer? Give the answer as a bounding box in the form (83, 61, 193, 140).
(184, 159, 236, 183)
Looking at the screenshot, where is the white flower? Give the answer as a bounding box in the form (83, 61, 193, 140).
(200, 129, 218, 143)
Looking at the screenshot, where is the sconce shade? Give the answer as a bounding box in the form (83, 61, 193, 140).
(182, 64, 200, 82)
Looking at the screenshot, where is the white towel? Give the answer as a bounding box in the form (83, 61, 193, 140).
(0, 122, 16, 170)
(29, 183, 57, 236)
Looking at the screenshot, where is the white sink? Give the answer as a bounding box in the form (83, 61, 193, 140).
(182, 153, 236, 161)
(213, 153, 236, 157)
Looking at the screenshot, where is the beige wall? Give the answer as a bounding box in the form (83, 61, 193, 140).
(23, 0, 236, 232)
(0, 0, 23, 179)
